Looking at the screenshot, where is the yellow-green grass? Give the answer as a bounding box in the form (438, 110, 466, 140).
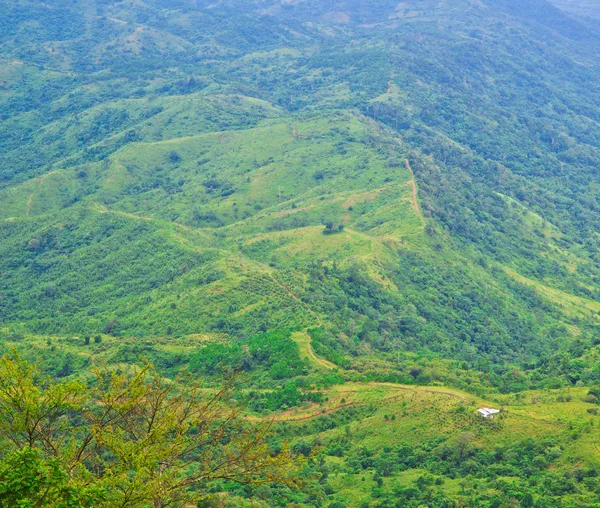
(264, 380, 600, 505)
(0, 332, 225, 364)
(8, 330, 600, 461)
(293, 331, 338, 370)
(505, 267, 600, 318)
(6, 331, 600, 504)
(0, 92, 280, 219)
(268, 378, 600, 465)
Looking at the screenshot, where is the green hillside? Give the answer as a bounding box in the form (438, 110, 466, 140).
(3, 0, 600, 505)
(1, 109, 588, 382)
(4, 330, 600, 507)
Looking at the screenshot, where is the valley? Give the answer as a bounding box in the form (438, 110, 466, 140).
(2, 0, 600, 506)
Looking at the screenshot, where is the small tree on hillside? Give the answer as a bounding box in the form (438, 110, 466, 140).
(103, 320, 120, 335)
(169, 151, 181, 164)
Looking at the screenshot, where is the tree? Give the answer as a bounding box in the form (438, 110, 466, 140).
(103, 320, 120, 335)
(169, 151, 181, 164)
(455, 432, 475, 461)
(409, 367, 422, 381)
(0, 447, 102, 507)
(521, 492, 534, 508)
(323, 221, 334, 234)
(0, 352, 303, 507)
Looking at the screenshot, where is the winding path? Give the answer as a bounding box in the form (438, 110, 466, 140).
(404, 159, 425, 223)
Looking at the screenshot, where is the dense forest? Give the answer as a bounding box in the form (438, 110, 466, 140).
(2, 0, 600, 505)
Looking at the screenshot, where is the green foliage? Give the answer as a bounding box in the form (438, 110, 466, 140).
(0, 353, 304, 507)
(190, 331, 308, 381)
(4, 1, 600, 505)
(0, 448, 101, 508)
(249, 383, 325, 412)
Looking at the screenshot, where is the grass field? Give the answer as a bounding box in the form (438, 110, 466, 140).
(3, 326, 600, 506)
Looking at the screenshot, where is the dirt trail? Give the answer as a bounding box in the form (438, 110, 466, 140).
(365, 381, 470, 402)
(273, 279, 323, 326)
(25, 193, 34, 216)
(292, 332, 336, 370)
(259, 332, 576, 427)
(285, 126, 300, 143)
(253, 380, 474, 423)
(256, 383, 416, 423)
(25, 171, 58, 216)
(303, 336, 336, 370)
(272, 332, 481, 423)
(291, 126, 309, 139)
(404, 159, 424, 223)
(306, 341, 336, 370)
(261, 401, 361, 423)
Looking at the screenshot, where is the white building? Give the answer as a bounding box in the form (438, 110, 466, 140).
(477, 408, 500, 419)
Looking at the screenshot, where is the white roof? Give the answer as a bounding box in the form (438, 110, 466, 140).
(477, 408, 500, 416)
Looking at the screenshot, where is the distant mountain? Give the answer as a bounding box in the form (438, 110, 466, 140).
(551, 0, 600, 20)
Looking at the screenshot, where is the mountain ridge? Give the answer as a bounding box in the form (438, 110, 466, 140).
(2, 0, 600, 391)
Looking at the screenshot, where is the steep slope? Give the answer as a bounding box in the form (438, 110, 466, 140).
(6, 3, 600, 505)
(1, 0, 600, 390)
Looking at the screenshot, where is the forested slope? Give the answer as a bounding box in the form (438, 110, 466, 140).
(5, 1, 600, 506)
(2, 0, 600, 389)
